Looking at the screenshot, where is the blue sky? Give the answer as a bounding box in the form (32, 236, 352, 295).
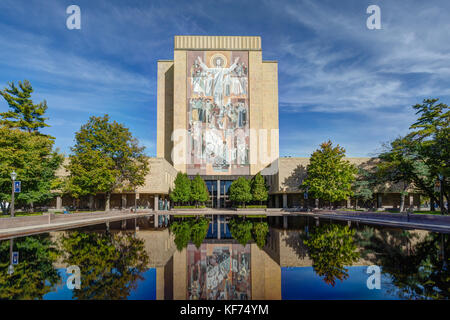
(1, 0, 449, 157)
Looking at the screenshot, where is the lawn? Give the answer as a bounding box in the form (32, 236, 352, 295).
(172, 205, 206, 209)
(0, 212, 44, 218)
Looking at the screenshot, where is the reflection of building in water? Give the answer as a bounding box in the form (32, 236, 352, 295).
(172, 242, 280, 300)
(264, 217, 431, 267)
(141, 226, 280, 300)
(187, 243, 251, 300)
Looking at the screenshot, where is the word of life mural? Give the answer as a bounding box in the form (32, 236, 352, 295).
(187, 244, 251, 300)
(187, 51, 250, 175)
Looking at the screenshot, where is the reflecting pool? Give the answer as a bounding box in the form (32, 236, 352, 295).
(0, 215, 448, 300)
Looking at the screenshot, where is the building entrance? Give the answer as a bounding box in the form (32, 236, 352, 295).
(205, 180, 233, 208)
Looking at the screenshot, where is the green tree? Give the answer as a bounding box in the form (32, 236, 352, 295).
(229, 177, 252, 207)
(60, 231, 149, 300)
(0, 80, 49, 133)
(301, 141, 357, 207)
(190, 174, 209, 207)
(375, 99, 449, 214)
(352, 167, 376, 209)
(304, 224, 360, 286)
(252, 221, 269, 249)
(66, 115, 149, 211)
(408, 99, 449, 213)
(251, 173, 268, 205)
(229, 218, 253, 246)
(0, 235, 60, 299)
(170, 172, 191, 205)
(376, 139, 420, 212)
(0, 127, 63, 213)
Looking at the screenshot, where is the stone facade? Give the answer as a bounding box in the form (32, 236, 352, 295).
(157, 35, 279, 175)
(50, 35, 423, 211)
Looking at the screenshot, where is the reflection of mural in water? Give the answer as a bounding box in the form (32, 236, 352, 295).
(187, 51, 250, 175)
(187, 244, 251, 300)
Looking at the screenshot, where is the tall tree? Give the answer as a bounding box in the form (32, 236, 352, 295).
(170, 172, 191, 205)
(66, 115, 149, 211)
(229, 177, 252, 207)
(375, 99, 449, 214)
(352, 167, 376, 209)
(0, 80, 49, 133)
(250, 173, 268, 205)
(377, 139, 421, 212)
(408, 99, 449, 213)
(301, 141, 357, 207)
(0, 127, 63, 213)
(190, 174, 209, 207)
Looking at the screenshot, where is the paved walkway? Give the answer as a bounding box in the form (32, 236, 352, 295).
(1, 209, 449, 239)
(169, 208, 450, 233)
(290, 210, 450, 233)
(0, 211, 154, 240)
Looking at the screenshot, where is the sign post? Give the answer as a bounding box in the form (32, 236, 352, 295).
(14, 181, 21, 193)
(12, 252, 19, 265)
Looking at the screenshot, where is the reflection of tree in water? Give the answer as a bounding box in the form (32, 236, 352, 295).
(60, 231, 149, 300)
(170, 217, 210, 251)
(0, 235, 60, 299)
(357, 228, 449, 299)
(190, 218, 210, 248)
(253, 222, 269, 249)
(303, 224, 360, 286)
(228, 218, 269, 248)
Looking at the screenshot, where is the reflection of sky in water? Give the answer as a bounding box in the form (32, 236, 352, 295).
(282, 266, 400, 300)
(42, 266, 402, 300)
(44, 268, 156, 300)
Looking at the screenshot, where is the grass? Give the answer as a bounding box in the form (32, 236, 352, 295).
(238, 214, 267, 218)
(173, 205, 206, 209)
(173, 215, 198, 218)
(413, 210, 442, 215)
(236, 205, 267, 208)
(0, 212, 44, 218)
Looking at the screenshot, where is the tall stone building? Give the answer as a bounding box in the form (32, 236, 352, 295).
(51, 36, 422, 211)
(157, 35, 279, 208)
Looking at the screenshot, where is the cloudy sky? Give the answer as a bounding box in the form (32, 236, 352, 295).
(0, 0, 449, 157)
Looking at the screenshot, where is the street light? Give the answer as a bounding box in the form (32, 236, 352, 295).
(437, 174, 446, 215)
(8, 265, 14, 275)
(8, 239, 14, 275)
(10, 171, 16, 217)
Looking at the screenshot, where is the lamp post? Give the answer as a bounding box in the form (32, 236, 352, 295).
(438, 174, 446, 215)
(134, 188, 137, 213)
(10, 171, 17, 218)
(8, 239, 14, 275)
